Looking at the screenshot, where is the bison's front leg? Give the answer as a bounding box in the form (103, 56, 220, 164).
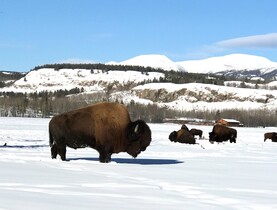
(230, 137, 236, 143)
(99, 152, 112, 163)
(58, 147, 67, 161)
(98, 147, 112, 163)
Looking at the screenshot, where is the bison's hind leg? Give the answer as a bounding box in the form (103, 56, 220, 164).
(51, 143, 67, 161)
(51, 143, 58, 159)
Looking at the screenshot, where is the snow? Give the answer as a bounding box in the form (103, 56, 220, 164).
(176, 54, 277, 74)
(132, 82, 277, 111)
(1, 117, 277, 210)
(108, 53, 277, 74)
(1, 68, 164, 93)
(1, 57, 277, 113)
(115, 54, 185, 71)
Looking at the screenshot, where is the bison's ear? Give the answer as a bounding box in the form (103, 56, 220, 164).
(126, 120, 145, 141)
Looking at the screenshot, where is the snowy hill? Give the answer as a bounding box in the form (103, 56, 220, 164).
(0, 68, 165, 93)
(1, 65, 277, 113)
(131, 82, 277, 111)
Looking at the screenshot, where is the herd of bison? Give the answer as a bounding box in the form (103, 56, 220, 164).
(46, 102, 277, 163)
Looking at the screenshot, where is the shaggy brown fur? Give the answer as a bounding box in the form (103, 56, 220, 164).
(49, 102, 152, 163)
(169, 128, 196, 144)
(209, 124, 237, 143)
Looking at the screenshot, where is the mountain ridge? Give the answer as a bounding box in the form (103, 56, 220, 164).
(106, 53, 277, 80)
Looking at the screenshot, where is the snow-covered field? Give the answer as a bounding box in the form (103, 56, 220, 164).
(0, 117, 277, 210)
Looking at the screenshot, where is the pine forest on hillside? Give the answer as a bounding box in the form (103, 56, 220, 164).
(0, 64, 276, 127)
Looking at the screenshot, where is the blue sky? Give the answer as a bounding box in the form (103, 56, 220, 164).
(1, 0, 277, 72)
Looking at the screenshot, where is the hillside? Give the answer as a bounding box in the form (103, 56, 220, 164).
(0, 54, 277, 126)
(1, 66, 276, 113)
(130, 82, 277, 111)
(0, 71, 25, 87)
(0, 68, 164, 93)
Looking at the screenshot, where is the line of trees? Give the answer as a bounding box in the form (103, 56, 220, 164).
(31, 63, 164, 73)
(0, 89, 276, 127)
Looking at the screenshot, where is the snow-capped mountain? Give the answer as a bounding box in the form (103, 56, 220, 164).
(107, 54, 185, 71)
(176, 54, 277, 74)
(111, 54, 277, 80)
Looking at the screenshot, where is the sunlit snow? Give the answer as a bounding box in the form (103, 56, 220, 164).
(0, 117, 277, 210)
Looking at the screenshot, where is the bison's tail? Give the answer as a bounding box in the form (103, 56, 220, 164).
(49, 129, 54, 147)
(126, 120, 146, 141)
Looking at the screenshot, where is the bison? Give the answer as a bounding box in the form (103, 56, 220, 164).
(189, 128, 203, 139)
(209, 124, 237, 143)
(49, 102, 152, 163)
(169, 127, 196, 144)
(264, 132, 277, 142)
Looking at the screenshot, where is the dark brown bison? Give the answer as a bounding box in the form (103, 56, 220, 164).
(49, 102, 152, 163)
(264, 132, 277, 142)
(169, 128, 196, 144)
(209, 124, 237, 143)
(189, 128, 203, 139)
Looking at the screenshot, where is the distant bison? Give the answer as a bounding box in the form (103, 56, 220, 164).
(209, 124, 237, 143)
(189, 128, 203, 139)
(49, 102, 152, 163)
(169, 127, 196, 144)
(264, 132, 277, 142)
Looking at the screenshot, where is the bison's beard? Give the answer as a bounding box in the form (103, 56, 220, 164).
(126, 141, 141, 158)
(126, 140, 150, 158)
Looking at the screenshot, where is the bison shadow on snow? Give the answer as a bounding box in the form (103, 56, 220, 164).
(67, 157, 183, 165)
(0, 142, 48, 149)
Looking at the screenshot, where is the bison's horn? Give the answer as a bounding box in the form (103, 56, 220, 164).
(134, 124, 139, 134)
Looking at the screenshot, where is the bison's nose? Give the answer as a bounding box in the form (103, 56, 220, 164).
(140, 147, 146, 151)
(132, 153, 138, 158)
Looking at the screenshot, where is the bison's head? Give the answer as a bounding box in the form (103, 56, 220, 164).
(169, 131, 178, 142)
(209, 132, 216, 141)
(126, 120, 152, 158)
